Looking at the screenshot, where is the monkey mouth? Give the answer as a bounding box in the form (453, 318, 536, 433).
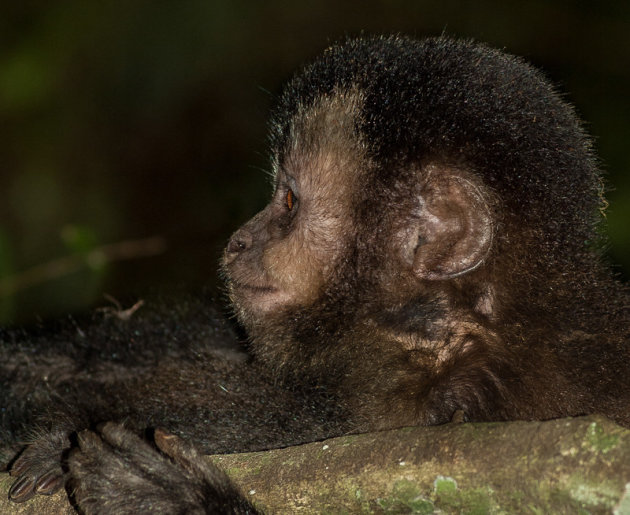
(229, 280, 292, 311)
(230, 280, 276, 294)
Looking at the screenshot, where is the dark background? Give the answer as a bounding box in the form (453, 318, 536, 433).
(1, 1, 628, 324)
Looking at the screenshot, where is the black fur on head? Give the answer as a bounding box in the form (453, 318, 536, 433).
(272, 36, 601, 270)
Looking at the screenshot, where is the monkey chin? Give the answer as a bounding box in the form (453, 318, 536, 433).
(228, 280, 294, 316)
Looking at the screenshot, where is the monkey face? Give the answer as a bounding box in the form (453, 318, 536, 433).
(223, 92, 366, 327)
(222, 168, 343, 319)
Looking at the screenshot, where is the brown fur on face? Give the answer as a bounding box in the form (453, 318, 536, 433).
(223, 90, 369, 323)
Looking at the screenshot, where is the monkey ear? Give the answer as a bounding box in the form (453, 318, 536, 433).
(405, 167, 494, 280)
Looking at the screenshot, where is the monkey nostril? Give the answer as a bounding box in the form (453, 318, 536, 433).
(228, 239, 246, 253)
(227, 231, 252, 254)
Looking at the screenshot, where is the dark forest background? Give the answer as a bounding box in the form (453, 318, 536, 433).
(1, 1, 628, 324)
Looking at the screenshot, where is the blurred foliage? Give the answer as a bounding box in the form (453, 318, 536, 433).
(0, 0, 628, 323)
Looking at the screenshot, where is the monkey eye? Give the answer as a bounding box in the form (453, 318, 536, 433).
(286, 188, 296, 211)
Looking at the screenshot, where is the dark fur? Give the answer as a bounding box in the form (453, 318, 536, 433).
(1, 293, 346, 511)
(2, 35, 629, 513)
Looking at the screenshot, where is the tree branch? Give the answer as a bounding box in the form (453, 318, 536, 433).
(1, 415, 629, 513)
(0, 236, 167, 297)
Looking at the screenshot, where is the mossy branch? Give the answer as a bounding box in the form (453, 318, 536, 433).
(1, 415, 629, 513)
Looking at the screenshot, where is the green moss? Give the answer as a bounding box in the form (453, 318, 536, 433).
(429, 476, 499, 513)
(614, 483, 630, 515)
(434, 475, 458, 496)
(433, 475, 460, 509)
(377, 479, 435, 513)
(459, 489, 495, 514)
(340, 434, 360, 445)
(567, 476, 621, 509)
(586, 421, 619, 454)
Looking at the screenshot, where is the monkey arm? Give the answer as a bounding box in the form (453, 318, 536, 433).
(0, 294, 347, 506)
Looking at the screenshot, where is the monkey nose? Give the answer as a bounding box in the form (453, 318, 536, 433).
(226, 230, 253, 254)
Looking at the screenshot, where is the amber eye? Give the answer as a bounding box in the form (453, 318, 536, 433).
(286, 188, 295, 211)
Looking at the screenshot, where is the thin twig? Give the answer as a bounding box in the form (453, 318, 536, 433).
(0, 236, 167, 297)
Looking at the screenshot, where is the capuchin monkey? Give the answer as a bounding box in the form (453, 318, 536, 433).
(2, 35, 629, 513)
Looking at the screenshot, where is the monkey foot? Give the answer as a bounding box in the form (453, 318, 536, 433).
(9, 429, 71, 503)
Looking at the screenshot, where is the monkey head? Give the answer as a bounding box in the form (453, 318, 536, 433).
(224, 90, 493, 326)
(222, 36, 610, 425)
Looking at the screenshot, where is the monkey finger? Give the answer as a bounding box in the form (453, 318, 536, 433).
(9, 430, 69, 503)
(96, 421, 146, 450)
(34, 468, 66, 495)
(76, 427, 106, 450)
(76, 424, 171, 479)
(8, 474, 37, 503)
(154, 427, 203, 473)
(8, 468, 64, 502)
(9, 453, 29, 476)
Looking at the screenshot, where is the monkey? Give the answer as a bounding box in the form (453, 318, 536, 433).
(1, 35, 629, 513)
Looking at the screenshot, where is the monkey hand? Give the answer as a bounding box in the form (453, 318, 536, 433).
(8, 427, 71, 503)
(69, 422, 260, 514)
